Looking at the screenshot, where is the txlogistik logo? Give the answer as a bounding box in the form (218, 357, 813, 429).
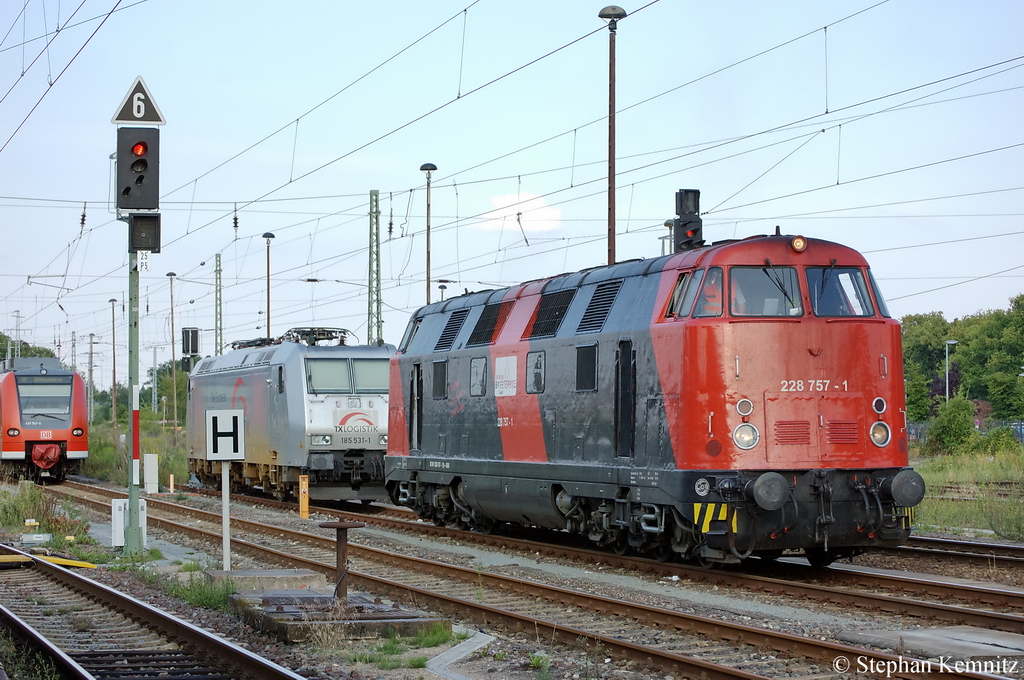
(334, 412, 379, 433)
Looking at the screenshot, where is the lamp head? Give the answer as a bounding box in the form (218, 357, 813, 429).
(420, 162, 437, 173)
(599, 5, 627, 20)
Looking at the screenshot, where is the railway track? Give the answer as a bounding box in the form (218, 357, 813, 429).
(0, 543, 307, 679)
(47, 481, 1019, 679)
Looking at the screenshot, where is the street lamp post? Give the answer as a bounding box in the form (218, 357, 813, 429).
(420, 163, 436, 305)
(599, 5, 626, 266)
(108, 299, 117, 428)
(945, 339, 958, 402)
(262, 232, 275, 338)
(167, 272, 178, 443)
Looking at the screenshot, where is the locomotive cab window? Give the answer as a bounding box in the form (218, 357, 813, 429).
(806, 266, 875, 317)
(693, 267, 724, 317)
(353, 359, 390, 393)
(305, 358, 352, 394)
(526, 351, 545, 394)
(730, 266, 802, 317)
(398, 318, 422, 352)
(665, 269, 702, 318)
(15, 375, 73, 418)
(868, 269, 892, 318)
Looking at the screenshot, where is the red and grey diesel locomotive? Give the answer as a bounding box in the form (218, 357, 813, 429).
(385, 193, 925, 566)
(1, 357, 88, 482)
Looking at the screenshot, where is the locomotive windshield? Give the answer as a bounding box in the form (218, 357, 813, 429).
(730, 266, 802, 317)
(352, 358, 389, 393)
(305, 359, 351, 393)
(305, 357, 390, 394)
(806, 267, 875, 317)
(15, 374, 73, 422)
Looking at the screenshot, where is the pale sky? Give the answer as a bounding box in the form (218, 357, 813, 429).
(2, 1, 1022, 389)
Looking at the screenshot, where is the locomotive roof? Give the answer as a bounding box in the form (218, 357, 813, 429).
(412, 234, 869, 318)
(191, 341, 396, 376)
(0, 356, 65, 374)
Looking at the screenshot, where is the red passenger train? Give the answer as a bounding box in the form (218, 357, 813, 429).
(385, 193, 925, 566)
(0, 357, 88, 482)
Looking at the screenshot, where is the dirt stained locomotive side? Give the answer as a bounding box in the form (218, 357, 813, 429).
(186, 328, 394, 501)
(0, 357, 88, 482)
(385, 216, 925, 566)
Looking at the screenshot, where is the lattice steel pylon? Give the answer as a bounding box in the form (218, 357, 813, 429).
(367, 190, 384, 346)
(215, 253, 223, 354)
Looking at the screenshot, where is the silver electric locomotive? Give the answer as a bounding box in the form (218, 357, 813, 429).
(186, 328, 394, 501)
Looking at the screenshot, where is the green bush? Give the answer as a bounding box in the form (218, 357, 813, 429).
(924, 396, 977, 455)
(83, 423, 188, 490)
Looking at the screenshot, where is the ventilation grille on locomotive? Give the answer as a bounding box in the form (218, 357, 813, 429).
(467, 301, 514, 346)
(577, 280, 623, 334)
(434, 309, 470, 352)
(827, 420, 859, 444)
(526, 289, 576, 339)
(774, 420, 811, 445)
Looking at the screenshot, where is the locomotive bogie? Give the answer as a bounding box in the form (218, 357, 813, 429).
(186, 332, 395, 501)
(386, 234, 925, 565)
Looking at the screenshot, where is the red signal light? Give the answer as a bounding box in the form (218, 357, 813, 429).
(131, 142, 148, 157)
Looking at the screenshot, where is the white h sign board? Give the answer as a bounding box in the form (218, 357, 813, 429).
(206, 409, 245, 461)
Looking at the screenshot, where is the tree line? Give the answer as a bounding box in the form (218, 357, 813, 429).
(902, 293, 1024, 422)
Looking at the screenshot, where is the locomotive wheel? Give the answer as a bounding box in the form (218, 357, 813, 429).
(805, 549, 835, 568)
(651, 545, 675, 562)
(432, 517, 447, 527)
(611, 541, 631, 556)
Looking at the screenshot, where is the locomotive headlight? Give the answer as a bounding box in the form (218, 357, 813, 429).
(379, 434, 388, 446)
(732, 423, 760, 450)
(72, 428, 84, 437)
(790, 235, 808, 252)
(736, 399, 754, 416)
(311, 434, 332, 447)
(6, 428, 19, 437)
(869, 421, 891, 447)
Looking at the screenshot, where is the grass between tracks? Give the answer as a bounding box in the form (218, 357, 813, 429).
(912, 446, 1024, 540)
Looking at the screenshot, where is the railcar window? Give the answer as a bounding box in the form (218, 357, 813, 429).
(526, 351, 545, 394)
(432, 360, 448, 399)
(730, 266, 803, 317)
(867, 269, 892, 318)
(305, 359, 352, 394)
(470, 357, 488, 396)
(806, 267, 875, 317)
(15, 376, 73, 417)
(575, 344, 598, 392)
(693, 267, 724, 318)
(666, 269, 703, 318)
(352, 359, 390, 393)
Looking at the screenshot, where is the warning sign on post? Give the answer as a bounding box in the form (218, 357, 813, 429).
(206, 409, 245, 461)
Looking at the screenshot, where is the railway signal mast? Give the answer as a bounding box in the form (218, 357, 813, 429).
(112, 76, 166, 557)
